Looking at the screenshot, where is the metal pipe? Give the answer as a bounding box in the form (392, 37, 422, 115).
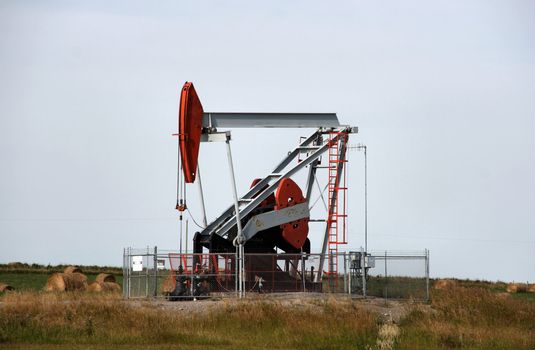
(347, 253, 352, 297)
(153, 246, 158, 297)
(179, 219, 183, 255)
(234, 246, 240, 298)
(304, 133, 321, 200)
(425, 249, 430, 302)
(362, 247, 367, 298)
(240, 244, 245, 297)
(384, 251, 388, 303)
(196, 165, 208, 228)
(145, 246, 149, 297)
(364, 146, 368, 253)
(127, 247, 130, 299)
(122, 248, 126, 299)
(190, 254, 194, 300)
(185, 220, 188, 254)
(301, 252, 306, 292)
(354, 144, 368, 253)
(343, 252, 348, 293)
(226, 140, 245, 298)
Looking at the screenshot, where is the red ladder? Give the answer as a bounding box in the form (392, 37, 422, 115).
(326, 132, 348, 282)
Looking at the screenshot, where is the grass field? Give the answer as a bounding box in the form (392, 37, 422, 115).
(0, 293, 379, 350)
(0, 273, 124, 291)
(0, 263, 123, 291)
(1, 265, 534, 349)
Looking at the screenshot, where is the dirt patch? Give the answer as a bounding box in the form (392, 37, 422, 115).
(126, 293, 422, 323)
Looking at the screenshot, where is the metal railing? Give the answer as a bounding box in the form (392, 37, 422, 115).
(122, 247, 429, 301)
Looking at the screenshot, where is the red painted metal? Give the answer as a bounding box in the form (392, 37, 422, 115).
(274, 178, 309, 249)
(178, 82, 204, 183)
(325, 132, 349, 279)
(250, 178, 276, 207)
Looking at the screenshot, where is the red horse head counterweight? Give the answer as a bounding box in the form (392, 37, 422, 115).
(178, 82, 204, 183)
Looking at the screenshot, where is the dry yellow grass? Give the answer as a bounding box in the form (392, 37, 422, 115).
(2, 281, 535, 350)
(399, 286, 535, 349)
(0, 292, 378, 349)
(375, 323, 400, 350)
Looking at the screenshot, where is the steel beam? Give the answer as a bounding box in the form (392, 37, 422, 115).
(242, 202, 310, 240)
(203, 112, 340, 129)
(304, 134, 322, 201)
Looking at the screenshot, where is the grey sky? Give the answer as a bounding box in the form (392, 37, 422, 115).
(1, 1, 534, 282)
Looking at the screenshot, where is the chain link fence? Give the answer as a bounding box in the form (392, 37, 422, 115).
(123, 247, 429, 301)
(349, 250, 430, 301)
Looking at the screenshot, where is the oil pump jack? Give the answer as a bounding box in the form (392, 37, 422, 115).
(175, 82, 357, 293)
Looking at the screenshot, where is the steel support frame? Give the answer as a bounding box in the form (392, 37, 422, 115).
(200, 127, 354, 241)
(196, 165, 208, 228)
(304, 134, 323, 201)
(224, 138, 245, 297)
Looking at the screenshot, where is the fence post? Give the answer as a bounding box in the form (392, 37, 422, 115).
(122, 248, 126, 298)
(301, 252, 306, 292)
(153, 246, 158, 297)
(126, 247, 129, 299)
(346, 252, 347, 293)
(384, 251, 388, 303)
(361, 247, 366, 298)
(347, 252, 352, 297)
(235, 250, 239, 298)
(240, 245, 245, 298)
(425, 249, 430, 302)
(127, 247, 131, 299)
(191, 254, 195, 300)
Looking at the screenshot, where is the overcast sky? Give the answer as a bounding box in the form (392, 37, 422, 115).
(1, 1, 534, 282)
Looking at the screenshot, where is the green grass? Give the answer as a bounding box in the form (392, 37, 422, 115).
(0, 262, 122, 274)
(366, 276, 428, 300)
(509, 291, 535, 302)
(0, 272, 123, 292)
(0, 273, 50, 291)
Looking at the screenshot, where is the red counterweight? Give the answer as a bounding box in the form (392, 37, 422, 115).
(274, 178, 310, 249)
(178, 82, 204, 183)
